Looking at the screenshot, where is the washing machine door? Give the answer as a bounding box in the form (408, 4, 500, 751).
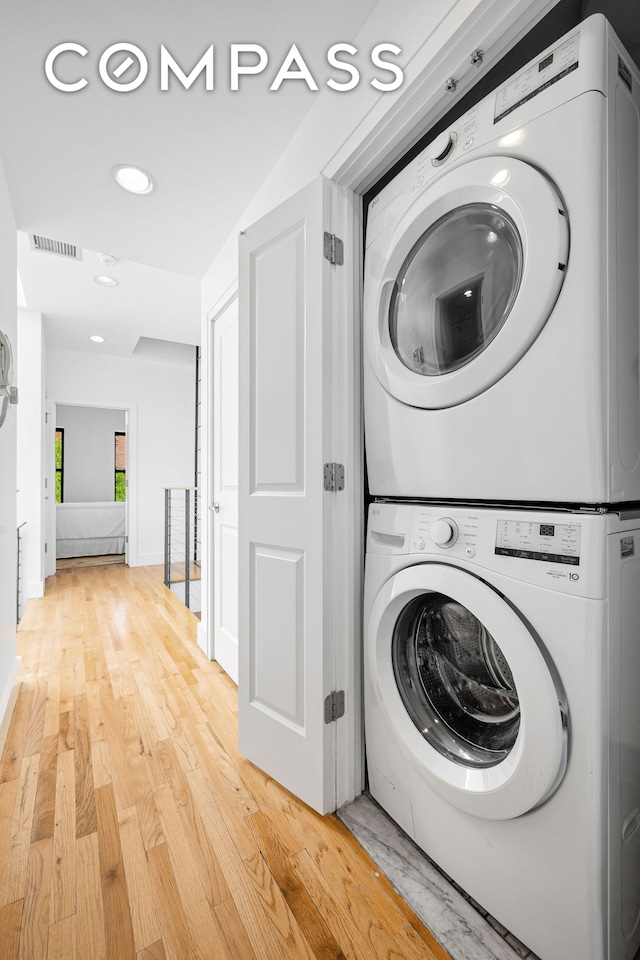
(365, 156, 569, 408)
(368, 562, 567, 819)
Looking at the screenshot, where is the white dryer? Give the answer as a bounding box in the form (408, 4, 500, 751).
(364, 15, 640, 504)
(364, 500, 640, 960)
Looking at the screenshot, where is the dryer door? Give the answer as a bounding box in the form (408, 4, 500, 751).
(365, 156, 569, 409)
(367, 562, 567, 819)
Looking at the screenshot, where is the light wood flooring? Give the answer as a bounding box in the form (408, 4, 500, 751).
(0, 563, 452, 960)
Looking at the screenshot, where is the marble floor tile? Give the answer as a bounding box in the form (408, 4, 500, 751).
(338, 793, 534, 960)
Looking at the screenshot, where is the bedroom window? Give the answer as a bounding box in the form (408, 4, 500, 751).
(115, 431, 126, 502)
(55, 428, 64, 503)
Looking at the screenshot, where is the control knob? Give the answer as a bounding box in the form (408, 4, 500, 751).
(430, 130, 456, 165)
(431, 518, 458, 547)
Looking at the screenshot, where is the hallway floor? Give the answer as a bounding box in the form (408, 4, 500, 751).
(0, 563, 451, 960)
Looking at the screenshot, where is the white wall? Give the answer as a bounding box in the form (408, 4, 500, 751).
(197, 0, 559, 656)
(17, 308, 45, 599)
(47, 347, 195, 566)
(56, 404, 126, 503)
(0, 155, 19, 750)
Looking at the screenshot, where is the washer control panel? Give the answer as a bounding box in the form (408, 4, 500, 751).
(495, 519, 581, 565)
(410, 507, 478, 555)
(367, 502, 611, 599)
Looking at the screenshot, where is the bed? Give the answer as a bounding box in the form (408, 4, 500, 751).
(56, 501, 126, 558)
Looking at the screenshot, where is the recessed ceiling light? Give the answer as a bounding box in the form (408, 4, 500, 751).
(111, 163, 155, 195)
(99, 253, 118, 267)
(94, 275, 119, 287)
(89, 335, 105, 343)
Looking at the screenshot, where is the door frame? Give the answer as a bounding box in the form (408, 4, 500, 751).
(51, 399, 135, 566)
(206, 288, 239, 663)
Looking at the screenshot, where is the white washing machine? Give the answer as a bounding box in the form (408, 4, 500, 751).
(364, 500, 640, 960)
(364, 15, 640, 504)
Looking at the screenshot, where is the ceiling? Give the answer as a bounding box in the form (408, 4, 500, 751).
(0, 0, 378, 358)
(3, 0, 639, 363)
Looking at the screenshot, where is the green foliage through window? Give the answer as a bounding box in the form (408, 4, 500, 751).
(115, 431, 126, 502)
(55, 429, 63, 503)
(115, 471, 126, 501)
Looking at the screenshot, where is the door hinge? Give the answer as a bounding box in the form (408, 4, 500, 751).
(323, 462, 345, 492)
(324, 690, 345, 723)
(323, 232, 344, 266)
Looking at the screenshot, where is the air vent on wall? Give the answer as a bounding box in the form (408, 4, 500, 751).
(29, 234, 82, 260)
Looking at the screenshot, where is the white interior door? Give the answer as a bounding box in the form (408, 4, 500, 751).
(238, 175, 356, 815)
(212, 297, 239, 683)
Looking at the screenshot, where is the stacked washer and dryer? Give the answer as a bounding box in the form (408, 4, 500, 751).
(362, 15, 640, 960)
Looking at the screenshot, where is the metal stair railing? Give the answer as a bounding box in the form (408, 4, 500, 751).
(163, 487, 201, 616)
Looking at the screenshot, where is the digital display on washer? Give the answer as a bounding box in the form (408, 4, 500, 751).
(495, 520, 581, 565)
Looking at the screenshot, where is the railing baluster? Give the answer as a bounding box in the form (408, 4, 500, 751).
(185, 488, 190, 610)
(164, 488, 171, 587)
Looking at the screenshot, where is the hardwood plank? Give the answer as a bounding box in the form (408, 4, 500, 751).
(212, 898, 258, 960)
(19, 837, 53, 960)
(74, 695, 97, 839)
(0, 687, 33, 783)
(50, 747, 76, 924)
(304, 821, 410, 937)
(0, 898, 23, 960)
(154, 785, 229, 960)
(117, 805, 163, 953)
(187, 766, 297, 960)
(189, 735, 258, 862)
(75, 831, 106, 960)
(84, 682, 106, 743)
(90, 739, 113, 790)
(137, 941, 167, 960)
(42, 677, 61, 740)
(155, 739, 229, 907)
(58, 709, 75, 754)
(0, 754, 40, 908)
(247, 811, 348, 960)
(392, 922, 454, 960)
(23, 679, 48, 759)
(147, 842, 198, 960)
(94, 783, 136, 960)
(99, 695, 136, 811)
(47, 914, 76, 960)
(30, 735, 58, 843)
(241, 849, 317, 960)
(291, 847, 396, 960)
(196, 721, 259, 819)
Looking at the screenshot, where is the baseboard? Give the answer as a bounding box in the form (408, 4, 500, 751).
(0, 656, 21, 759)
(27, 580, 45, 599)
(132, 553, 164, 567)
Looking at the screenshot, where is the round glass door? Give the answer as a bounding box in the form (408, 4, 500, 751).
(390, 204, 523, 377)
(367, 563, 567, 819)
(392, 592, 520, 767)
(365, 156, 569, 409)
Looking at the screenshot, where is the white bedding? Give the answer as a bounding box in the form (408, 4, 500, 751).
(56, 501, 126, 558)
